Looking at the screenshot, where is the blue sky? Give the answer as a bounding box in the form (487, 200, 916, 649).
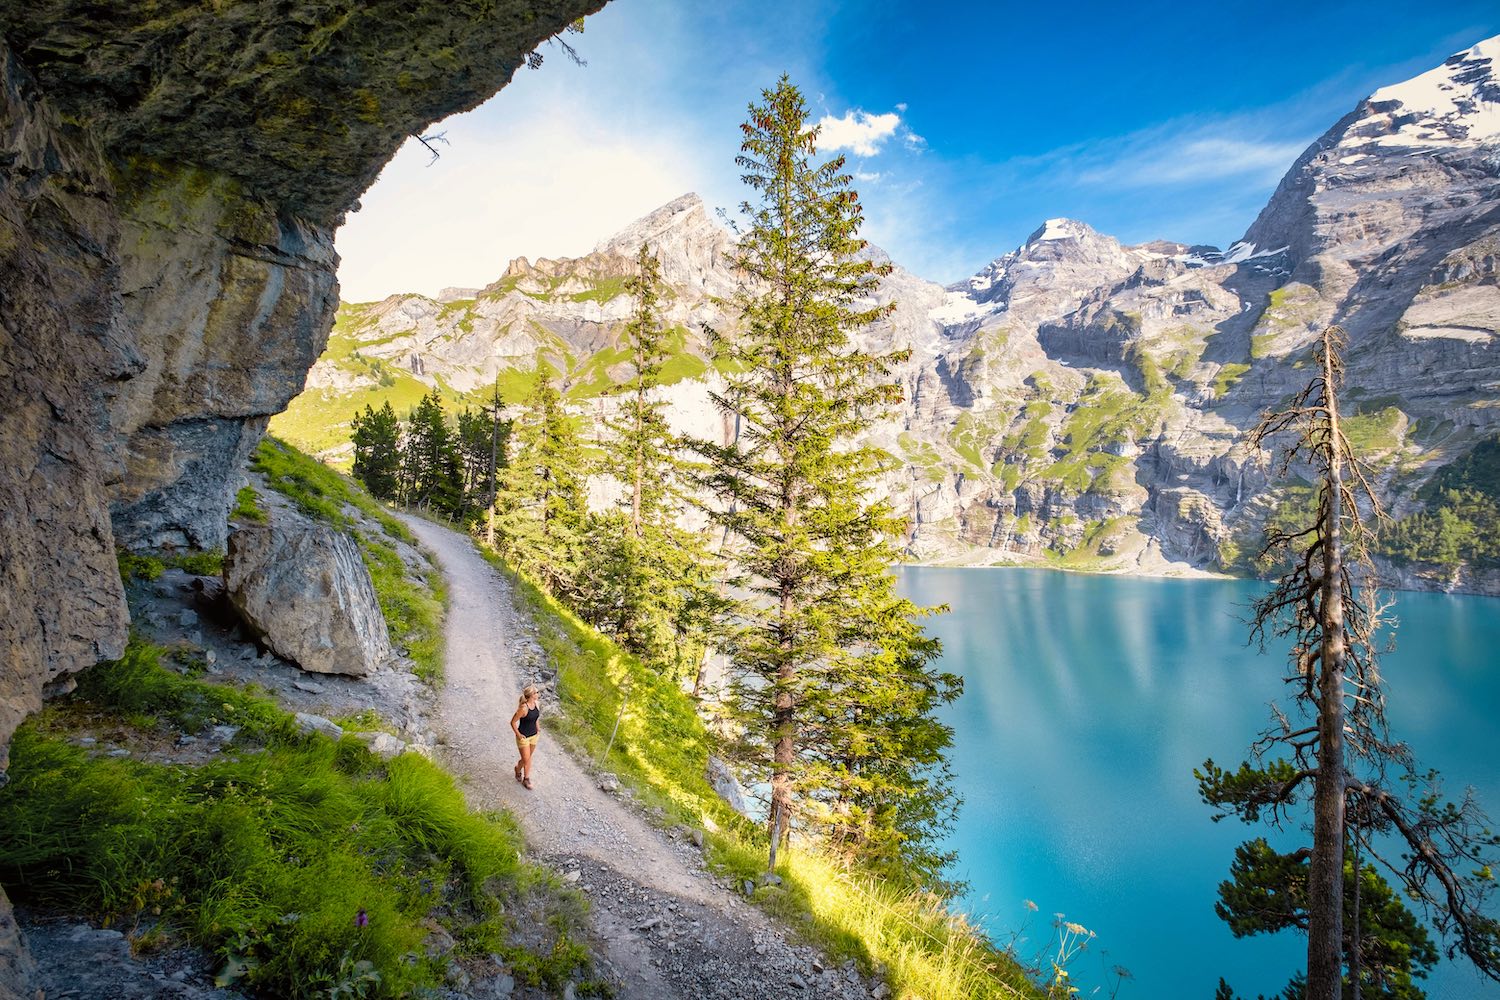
(334, 0, 1500, 302)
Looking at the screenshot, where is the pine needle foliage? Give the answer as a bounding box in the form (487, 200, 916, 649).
(695, 76, 961, 884)
(491, 368, 589, 597)
(578, 244, 728, 679)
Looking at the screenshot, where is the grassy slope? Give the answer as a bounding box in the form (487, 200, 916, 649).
(477, 546, 1044, 1000)
(0, 438, 607, 996)
(0, 641, 594, 999)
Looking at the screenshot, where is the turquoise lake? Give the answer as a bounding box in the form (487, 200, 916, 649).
(895, 567, 1500, 1000)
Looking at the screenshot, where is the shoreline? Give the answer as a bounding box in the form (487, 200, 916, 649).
(898, 552, 1500, 599)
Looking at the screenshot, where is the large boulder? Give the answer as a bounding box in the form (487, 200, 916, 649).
(225, 508, 392, 676)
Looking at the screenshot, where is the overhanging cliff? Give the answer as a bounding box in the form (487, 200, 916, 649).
(0, 0, 605, 783)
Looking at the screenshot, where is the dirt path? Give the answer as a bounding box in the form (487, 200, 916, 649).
(402, 516, 880, 1000)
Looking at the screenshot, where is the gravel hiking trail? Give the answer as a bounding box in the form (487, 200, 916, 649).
(402, 516, 881, 1000)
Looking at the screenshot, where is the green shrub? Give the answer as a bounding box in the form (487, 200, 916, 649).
(117, 551, 166, 581)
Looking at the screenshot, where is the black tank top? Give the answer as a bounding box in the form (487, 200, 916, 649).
(519, 705, 540, 738)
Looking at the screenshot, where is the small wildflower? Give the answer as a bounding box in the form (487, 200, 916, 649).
(355, 909, 368, 929)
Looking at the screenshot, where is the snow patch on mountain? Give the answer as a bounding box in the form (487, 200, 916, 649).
(1359, 35, 1500, 148)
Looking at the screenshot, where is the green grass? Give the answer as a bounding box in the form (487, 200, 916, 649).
(948, 412, 1005, 471)
(1342, 406, 1403, 457)
(1041, 517, 1132, 569)
(1041, 375, 1160, 495)
(233, 485, 267, 523)
(996, 401, 1053, 470)
(117, 550, 225, 582)
(567, 275, 629, 304)
(0, 639, 593, 998)
(1250, 283, 1320, 359)
(476, 544, 1044, 1000)
(1213, 363, 1252, 398)
(251, 438, 446, 683)
(898, 432, 948, 483)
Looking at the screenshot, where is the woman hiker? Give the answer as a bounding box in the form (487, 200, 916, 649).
(510, 684, 542, 790)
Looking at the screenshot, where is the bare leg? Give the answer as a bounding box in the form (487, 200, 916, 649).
(520, 741, 535, 783)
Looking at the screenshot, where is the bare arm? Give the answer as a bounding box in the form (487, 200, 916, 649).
(510, 703, 524, 736)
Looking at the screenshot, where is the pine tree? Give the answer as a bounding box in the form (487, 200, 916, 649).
(491, 369, 587, 595)
(696, 77, 961, 879)
(1213, 839, 1437, 1000)
(1197, 328, 1500, 998)
(456, 400, 509, 520)
(579, 243, 727, 677)
(350, 401, 401, 500)
(399, 391, 463, 516)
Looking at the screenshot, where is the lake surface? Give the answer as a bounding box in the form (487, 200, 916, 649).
(895, 567, 1500, 1000)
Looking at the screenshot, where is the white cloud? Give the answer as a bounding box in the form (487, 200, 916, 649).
(815, 109, 904, 156)
(1077, 133, 1308, 187)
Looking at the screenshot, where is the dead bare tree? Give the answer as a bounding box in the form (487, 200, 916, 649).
(1199, 327, 1500, 999)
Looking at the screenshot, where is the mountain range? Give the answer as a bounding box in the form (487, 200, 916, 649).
(274, 35, 1500, 591)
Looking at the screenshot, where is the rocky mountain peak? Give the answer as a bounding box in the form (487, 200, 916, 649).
(591, 192, 737, 295)
(1023, 217, 1098, 246)
(595, 192, 713, 255)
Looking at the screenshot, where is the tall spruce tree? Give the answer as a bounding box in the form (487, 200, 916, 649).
(400, 391, 463, 516)
(696, 77, 961, 879)
(350, 401, 401, 500)
(579, 244, 726, 677)
(456, 402, 509, 519)
(491, 368, 587, 596)
(1198, 328, 1500, 999)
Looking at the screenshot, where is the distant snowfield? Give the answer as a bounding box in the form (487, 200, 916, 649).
(1365, 36, 1500, 146)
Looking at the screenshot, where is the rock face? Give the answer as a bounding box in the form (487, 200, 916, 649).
(0, 0, 605, 771)
(225, 509, 393, 677)
(2, 7, 605, 980)
(284, 35, 1500, 589)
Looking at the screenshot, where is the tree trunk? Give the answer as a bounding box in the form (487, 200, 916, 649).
(767, 581, 795, 872)
(1307, 334, 1348, 1000)
(1350, 827, 1363, 1000)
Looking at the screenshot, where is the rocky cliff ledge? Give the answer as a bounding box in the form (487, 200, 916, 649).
(0, 0, 605, 784)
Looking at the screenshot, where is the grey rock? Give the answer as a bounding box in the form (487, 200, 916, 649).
(292, 680, 325, 694)
(706, 756, 752, 816)
(598, 772, 620, 793)
(353, 731, 406, 759)
(293, 713, 344, 741)
(177, 608, 199, 628)
(225, 507, 393, 676)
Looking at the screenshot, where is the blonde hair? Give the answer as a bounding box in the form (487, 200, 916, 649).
(518, 685, 540, 709)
